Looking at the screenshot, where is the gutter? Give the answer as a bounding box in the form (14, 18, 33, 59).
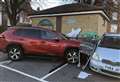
(27, 10, 110, 22)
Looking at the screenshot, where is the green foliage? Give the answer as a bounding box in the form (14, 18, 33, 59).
(0, 26, 6, 33)
(79, 32, 101, 40)
(4, 0, 30, 26)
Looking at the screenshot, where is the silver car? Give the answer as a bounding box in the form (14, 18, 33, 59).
(90, 33, 120, 78)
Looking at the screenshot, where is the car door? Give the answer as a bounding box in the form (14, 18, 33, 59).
(40, 30, 62, 55)
(14, 28, 50, 54)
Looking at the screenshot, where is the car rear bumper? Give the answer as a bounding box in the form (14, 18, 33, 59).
(90, 59, 120, 79)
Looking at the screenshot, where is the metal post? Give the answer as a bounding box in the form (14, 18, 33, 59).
(77, 49, 81, 67)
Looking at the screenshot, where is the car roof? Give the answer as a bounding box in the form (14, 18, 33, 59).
(8, 25, 57, 33)
(104, 33, 120, 37)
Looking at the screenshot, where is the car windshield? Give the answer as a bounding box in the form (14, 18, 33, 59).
(99, 35, 120, 49)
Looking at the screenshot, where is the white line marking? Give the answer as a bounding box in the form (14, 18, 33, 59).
(0, 61, 68, 82)
(41, 63, 68, 80)
(0, 64, 48, 82)
(0, 60, 12, 65)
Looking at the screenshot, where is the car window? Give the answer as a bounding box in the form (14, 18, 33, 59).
(41, 31, 59, 39)
(99, 35, 120, 49)
(14, 29, 43, 39)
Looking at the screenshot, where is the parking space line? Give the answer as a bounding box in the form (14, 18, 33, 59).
(0, 60, 12, 65)
(41, 63, 68, 80)
(0, 64, 48, 82)
(0, 61, 68, 82)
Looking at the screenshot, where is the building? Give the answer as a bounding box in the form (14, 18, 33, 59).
(18, 0, 34, 24)
(112, 0, 120, 33)
(0, 0, 7, 27)
(95, 0, 120, 33)
(28, 3, 110, 36)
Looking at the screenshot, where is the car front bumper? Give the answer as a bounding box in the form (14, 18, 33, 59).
(90, 59, 120, 79)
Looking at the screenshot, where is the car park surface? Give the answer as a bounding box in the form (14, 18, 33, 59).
(0, 54, 119, 82)
(0, 30, 119, 82)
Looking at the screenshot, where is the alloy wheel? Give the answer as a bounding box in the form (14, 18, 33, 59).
(8, 46, 23, 61)
(66, 49, 79, 64)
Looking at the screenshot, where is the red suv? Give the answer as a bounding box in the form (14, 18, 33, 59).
(0, 26, 80, 63)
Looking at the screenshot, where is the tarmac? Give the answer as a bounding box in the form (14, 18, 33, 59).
(0, 52, 8, 61)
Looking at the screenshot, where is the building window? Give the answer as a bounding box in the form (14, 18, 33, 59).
(65, 17, 77, 25)
(38, 19, 53, 29)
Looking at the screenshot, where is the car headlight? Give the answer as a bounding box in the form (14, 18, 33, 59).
(92, 53, 101, 61)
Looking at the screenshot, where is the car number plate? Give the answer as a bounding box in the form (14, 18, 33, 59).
(105, 65, 114, 71)
(104, 65, 120, 72)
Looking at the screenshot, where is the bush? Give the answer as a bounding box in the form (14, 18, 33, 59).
(79, 32, 101, 40)
(0, 26, 6, 33)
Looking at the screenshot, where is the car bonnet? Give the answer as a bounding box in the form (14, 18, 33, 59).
(95, 47, 120, 62)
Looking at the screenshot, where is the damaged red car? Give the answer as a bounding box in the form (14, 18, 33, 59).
(0, 26, 80, 63)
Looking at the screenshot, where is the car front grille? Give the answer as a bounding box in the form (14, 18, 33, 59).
(102, 59, 120, 66)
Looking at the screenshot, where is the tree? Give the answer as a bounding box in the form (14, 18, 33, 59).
(3, 0, 31, 26)
(114, 0, 120, 33)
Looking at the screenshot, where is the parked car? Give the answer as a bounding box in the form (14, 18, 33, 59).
(90, 33, 120, 78)
(0, 26, 81, 63)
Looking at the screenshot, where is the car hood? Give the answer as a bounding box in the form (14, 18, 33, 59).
(96, 47, 120, 62)
(61, 39, 80, 46)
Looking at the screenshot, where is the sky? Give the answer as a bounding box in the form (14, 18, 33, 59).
(31, 0, 75, 10)
(1, 0, 65, 10)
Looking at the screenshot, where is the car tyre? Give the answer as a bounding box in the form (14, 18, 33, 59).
(7, 45, 23, 61)
(65, 49, 79, 64)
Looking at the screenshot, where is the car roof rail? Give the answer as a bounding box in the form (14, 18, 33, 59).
(16, 23, 32, 27)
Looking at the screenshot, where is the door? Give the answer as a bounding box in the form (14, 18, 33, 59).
(14, 28, 63, 55)
(14, 28, 50, 54)
(40, 30, 62, 55)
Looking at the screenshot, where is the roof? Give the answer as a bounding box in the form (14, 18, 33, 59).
(29, 3, 110, 21)
(30, 3, 108, 16)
